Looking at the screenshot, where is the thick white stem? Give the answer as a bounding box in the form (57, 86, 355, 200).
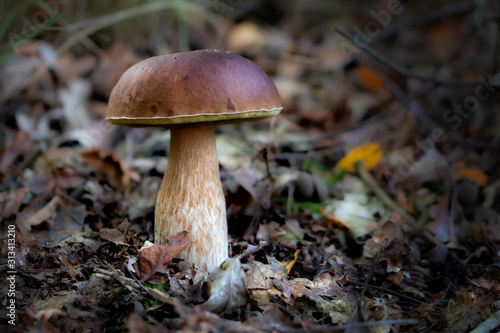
(155, 122, 228, 272)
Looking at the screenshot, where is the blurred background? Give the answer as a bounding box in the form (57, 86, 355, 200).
(1, 0, 500, 331)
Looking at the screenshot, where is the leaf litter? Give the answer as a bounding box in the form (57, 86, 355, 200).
(1, 2, 500, 332)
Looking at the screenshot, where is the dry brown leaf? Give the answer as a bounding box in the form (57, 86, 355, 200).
(0, 187, 29, 219)
(202, 255, 250, 314)
(126, 312, 167, 333)
(285, 249, 300, 275)
(228, 168, 257, 200)
(246, 257, 288, 290)
(33, 147, 80, 174)
(20, 196, 62, 231)
(363, 213, 409, 273)
(256, 221, 283, 242)
(0, 131, 32, 173)
(362, 298, 404, 333)
(244, 306, 301, 332)
(82, 149, 140, 196)
(137, 231, 190, 282)
(99, 220, 131, 244)
(427, 195, 454, 243)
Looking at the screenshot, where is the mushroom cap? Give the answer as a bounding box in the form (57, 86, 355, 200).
(106, 49, 282, 126)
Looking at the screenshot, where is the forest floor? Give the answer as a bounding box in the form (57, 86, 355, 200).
(0, 1, 499, 332)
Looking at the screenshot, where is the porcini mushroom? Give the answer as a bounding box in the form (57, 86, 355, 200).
(106, 49, 282, 272)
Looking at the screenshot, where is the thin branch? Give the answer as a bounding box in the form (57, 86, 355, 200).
(356, 161, 440, 245)
(56, 2, 222, 55)
(371, 1, 475, 44)
(335, 26, 499, 87)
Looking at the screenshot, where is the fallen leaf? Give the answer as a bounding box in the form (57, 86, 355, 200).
(354, 67, 384, 93)
(363, 213, 408, 273)
(19, 195, 62, 231)
(33, 147, 81, 174)
(327, 193, 381, 239)
(427, 194, 454, 243)
(137, 231, 190, 282)
(0, 187, 29, 219)
(320, 206, 349, 229)
(454, 169, 487, 187)
(99, 219, 131, 244)
(244, 306, 302, 332)
(246, 257, 288, 290)
(228, 167, 257, 200)
(125, 313, 162, 333)
(256, 221, 284, 242)
(337, 143, 383, 173)
(202, 255, 250, 314)
(82, 149, 140, 196)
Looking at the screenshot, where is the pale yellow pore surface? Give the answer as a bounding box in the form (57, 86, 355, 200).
(155, 122, 227, 272)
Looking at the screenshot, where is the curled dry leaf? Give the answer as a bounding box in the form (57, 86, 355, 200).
(363, 212, 409, 274)
(202, 255, 250, 314)
(0, 187, 29, 219)
(244, 306, 300, 332)
(99, 219, 131, 244)
(246, 257, 288, 290)
(82, 149, 140, 196)
(137, 231, 190, 282)
(19, 195, 62, 231)
(336, 143, 383, 173)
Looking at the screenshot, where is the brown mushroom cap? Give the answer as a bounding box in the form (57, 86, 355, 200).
(106, 49, 282, 126)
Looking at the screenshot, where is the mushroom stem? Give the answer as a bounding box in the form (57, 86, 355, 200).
(155, 122, 228, 272)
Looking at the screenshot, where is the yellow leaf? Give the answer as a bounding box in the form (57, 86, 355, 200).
(336, 143, 382, 173)
(454, 169, 487, 187)
(286, 250, 300, 276)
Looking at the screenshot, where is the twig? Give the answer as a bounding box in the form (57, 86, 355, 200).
(56, 2, 222, 55)
(274, 145, 344, 160)
(276, 101, 398, 148)
(125, 265, 165, 303)
(369, 1, 475, 45)
(355, 161, 440, 245)
(360, 238, 388, 299)
(334, 26, 500, 87)
(385, 75, 500, 150)
(258, 319, 419, 332)
(356, 161, 415, 224)
(347, 279, 423, 305)
(94, 267, 141, 294)
(470, 310, 500, 333)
